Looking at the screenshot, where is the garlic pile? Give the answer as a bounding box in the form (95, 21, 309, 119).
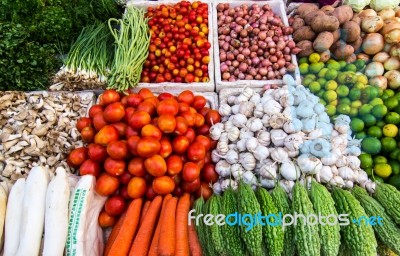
(0, 91, 95, 181)
(212, 75, 376, 195)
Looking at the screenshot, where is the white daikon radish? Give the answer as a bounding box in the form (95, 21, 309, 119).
(15, 166, 49, 256)
(4, 178, 25, 256)
(43, 167, 70, 256)
(0, 185, 7, 250)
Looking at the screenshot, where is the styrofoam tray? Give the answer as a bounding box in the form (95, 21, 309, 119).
(126, 0, 215, 92)
(212, 0, 301, 91)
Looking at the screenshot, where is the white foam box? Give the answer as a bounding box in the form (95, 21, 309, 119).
(126, 0, 216, 92)
(212, 0, 301, 91)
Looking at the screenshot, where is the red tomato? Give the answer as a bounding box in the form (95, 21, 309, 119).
(79, 159, 101, 177)
(205, 110, 221, 126)
(172, 135, 190, 155)
(68, 147, 88, 167)
(144, 155, 167, 177)
(95, 173, 119, 196)
(99, 90, 120, 106)
(166, 155, 183, 175)
(158, 92, 174, 101)
(195, 182, 213, 200)
(152, 176, 175, 195)
(87, 144, 108, 162)
(187, 142, 206, 161)
(127, 135, 141, 156)
(174, 116, 188, 135)
(198, 107, 210, 117)
(128, 157, 146, 176)
(159, 138, 173, 158)
(192, 95, 207, 110)
(104, 157, 126, 176)
(89, 104, 103, 119)
(127, 94, 144, 107)
(119, 172, 132, 185)
(103, 102, 125, 123)
(201, 163, 219, 183)
(136, 137, 161, 158)
(177, 90, 195, 105)
(180, 111, 195, 127)
(195, 135, 211, 151)
(158, 114, 176, 133)
(94, 125, 119, 146)
(93, 113, 108, 131)
(76, 117, 92, 132)
(119, 186, 130, 200)
(137, 101, 156, 116)
(194, 113, 205, 127)
(204, 151, 212, 164)
(182, 162, 201, 182)
(124, 107, 136, 123)
(128, 111, 151, 130)
(141, 124, 162, 140)
(81, 127, 95, 143)
(179, 103, 191, 113)
(111, 122, 128, 138)
(182, 177, 201, 193)
(138, 88, 154, 99)
(127, 177, 147, 198)
(107, 140, 128, 160)
(105, 195, 126, 216)
(98, 211, 117, 228)
(145, 186, 158, 200)
(183, 128, 196, 143)
(156, 99, 180, 116)
(196, 124, 210, 136)
(125, 126, 139, 139)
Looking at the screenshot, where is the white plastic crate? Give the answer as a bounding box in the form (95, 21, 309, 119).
(126, 0, 215, 92)
(212, 0, 301, 91)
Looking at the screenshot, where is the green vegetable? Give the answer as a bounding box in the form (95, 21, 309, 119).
(292, 182, 321, 256)
(374, 183, 400, 226)
(270, 185, 295, 256)
(203, 198, 217, 256)
(193, 197, 209, 255)
(107, 6, 150, 91)
(369, 0, 399, 11)
(332, 188, 377, 256)
(207, 195, 225, 256)
(352, 186, 400, 255)
(221, 188, 246, 256)
(342, 0, 371, 12)
(237, 181, 262, 256)
(309, 181, 340, 256)
(255, 187, 284, 256)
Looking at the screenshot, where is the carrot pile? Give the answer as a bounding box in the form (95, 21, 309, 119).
(104, 193, 202, 256)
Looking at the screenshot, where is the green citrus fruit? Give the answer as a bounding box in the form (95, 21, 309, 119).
(370, 98, 384, 106)
(388, 175, 400, 190)
(383, 124, 399, 137)
(324, 90, 337, 102)
(337, 104, 351, 115)
(374, 163, 392, 178)
(350, 118, 364, 132)
(325, 69, 338, 80)
(388, 160, 400, 175)
(390, 148, 400, 160)
(309, 81, 321, 93)
(382, 89, 395, 100)
(361, 137, 382, 154)
(374, 155, 388, 164)
(325, 105, 336, 116)
(339, 98, 351, 105)
(309, 63, 324, 74)
(344, 63, 357, 72)
(371, 104, 388, 118)
(318, 68, 328, 78)
(299, 57, 308, 64)
(384, 112, 400, 125)
(351, 100, 362, 109)
(327, 61, 341, 71)
(336, 85, 350, 97)
(349, 88, 361, 100)
(376, 120, 386, 128)
(325, 80, 338, 90)
(355, 131, 367, 139)
(359, 104, 373, 116)
(367, 126, 382, 138)
(360, 153, 373, 169)
(384, 97, 399, 110)
(299, 63, 309, 74)
(381, 137, 397, 152)
(309, 53, 321, 63)
(362, 114, 377, 127)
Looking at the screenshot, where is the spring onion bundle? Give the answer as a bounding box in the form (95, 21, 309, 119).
(107, 6, 150, 91)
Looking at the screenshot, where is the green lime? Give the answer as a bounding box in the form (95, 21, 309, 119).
(327, 61, 341, 71)
(361, 88, 372, 102)
(376, 120, 386, 128)
(372, 104, 388, 118)
(388, 160, 400, 175)
(303, 77, 314, 86)
(381, 137, 397, 152)
(336, 85, 350, 97)
(374, 155, 388, 164)
(370, 98, 384, 106)
(350, 118, 364, 132)
(360, 153, 373, 169)
(299, 57, 308, 64)
(309, 53, 321, 63)
(381, 89, 395, 100)
(339, 98, 351, 105)
(368, 86, 380, 99)
(349, 88, 361, 100)
(361, 137, 382, 154)
(330, 100, 338, 106)
(388, 175, 400, 190)
(374, 163, 392, 178)
(324, 90, 337, 102)
(359, 104, 373, 116)
(390, 148, 400, 160)
(367, 126, 382, 138)
(395, 92, 400, 101)
(365, 167, 373, 176)
(299, 63, 309, 74)
(316, 90, 325, 98)
(337, 72, 357, 84)
(384, 97, 399, 110)
(320, 99, 327, 106)
(344, 63, 357, 72)
(337, 104, 351, 115)
(309, 81, 321, 93)
(354, 82, 367, 89)
(355, 131, 367, 139)
(338, 60, 347, 69)
(318, 68, 328, 78)
(325, 80, 338, 90)
(393, 105, 400, 115)
(326, 105, 336, 116)
(354, 59, 366, 70)
(372, 176, 385, 183)
(309, 63, 324, 74)
(349, 108, 358, 117)
(362, 114, 377, 127)
(351, 100, 362, 109)
(325, 69, 338, 80)
(317, 78, 327, 87)
(378, 87, 384, 97)
(385, 112, 400, 125)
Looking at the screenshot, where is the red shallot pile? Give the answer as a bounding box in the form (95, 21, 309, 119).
(216, 3, 300, 81)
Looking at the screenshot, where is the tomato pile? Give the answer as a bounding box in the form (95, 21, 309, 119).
(67, 89, 220, 225)
(141, 1, 211, 83)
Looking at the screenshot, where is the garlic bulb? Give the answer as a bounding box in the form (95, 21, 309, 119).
(270, 147, 289, 163)
(280, 161, 300, 181)
(239, 102, 255, 117)
(236, 139, 247, 152)
(219, 103, 232, 116)
(215, 160, 231, 177)
(270, 129, 287, 147)
(232, 113, 247, 128)
(284, 133, 304, 152)
(243, 87, 255, 99)
(227, 127, 240, 142)
(346, 155, 361, 170)
(239, 128, 254, 140)
(338, 166, 355, 181)
(246, 117, 263, 132)
(209, 123, 224, 140)
(246, 137, 259, 152)
(257, 130, 271, 146)
(224, 149, 239, 164)
(239, 152, 256, 171)
(279, 180, 295, 194)
(261, 114, 271, 126)
(234, 94, 249, 105)
(263, 99, 282, 115)
(309, 138, 331, 158)
(227, 95, 236, 105)
(231, 164, 244, 180)
(259, 164, 277, 179)
(297, 153, 322, 174)
(250, 93, 261, 105)
(254, 103, 264, 118)
(296, 101, 315, 119)
(216, 141, 229, 155)
(283, 118, 302, 134)
(269, 113, 287, 129)
(231, 104, 240, 114)
(253, 145, 269, 161)
(211, 150, 221, 163)
(224, 120, 234, 131)
(320, 166, 333, 183)
(213, 182, 222, 194)
(329, 175, 345, 187)
(260, 177, 276, 189)
(243, 170, 258, 185)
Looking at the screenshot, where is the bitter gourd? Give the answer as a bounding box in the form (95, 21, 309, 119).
(271, 185, 295, 256)
(377, 240, 398, 256)
(332, 187, 377, 256)
(310, 181, 341, 256)
(203, 197, 217, 256)
(352, 186, 400, 255)
(255, 187, 284, 256)
(207, 195, 226, 256)
(194, 197, 211, 256)
(374, 183, 400, 226)
(237, 180, 263, 256)
(292, 182, 321, 256)
(221, 188, 247, 256)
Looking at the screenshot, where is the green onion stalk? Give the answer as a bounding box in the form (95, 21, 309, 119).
(107, 6, 150, 91)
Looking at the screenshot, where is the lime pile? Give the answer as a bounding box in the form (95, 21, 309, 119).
(300, 53, 400, 188)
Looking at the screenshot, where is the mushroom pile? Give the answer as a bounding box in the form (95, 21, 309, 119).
(0, 91, 95, 181)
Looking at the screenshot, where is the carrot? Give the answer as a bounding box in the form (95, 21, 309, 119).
(188, 220, 203, 256)
(139, 200, 151, 225)
(104, 212, 127, 256)
(106, 198, 143, 256)
(148, 194, 172, 256)
(129, 196, 163, 256)
(158, 197, 178, 256)
(175, 193, 191, 256)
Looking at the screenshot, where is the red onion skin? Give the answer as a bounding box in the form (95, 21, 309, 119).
(227, 52, 235, 61)
(259, 68, 268, 76)
(229, 77, 236, 82)
(287, 64, 296, 72)
(222, 72, 231, 80)
(279, 68, 287, 76)
(239, 63, 248, 72)
(269, 48, 276, 55)
(234, 69, 240, 76)
(291, 48, 302, 54)
(255, 74, 262, 80)
(232, 60, 239, 68)
(277, 59, 285, 68)
(273, 63, 280, 70)
(220, 52, 227, 62)
(242, 48, 251, 57)
(225, 61, 232, 66)
(233, 49, 239, 56)
(238, 73, 245, 80)
(228, 66, 235, 73)
(222, 42, 230, 51)
(249, 68, 257, 76)
(270, 56, 278, 63)
(250, 52, 257, 58)
(267, 71, 275, 79)
(220, 63, 229, 73)
(245, 74, 253, 80)
(257, 49, 264, 56)
(252, 57, 260, 66)
(234, 25, 243, 33)
(283, 47, 291, 55)
(285, 55, 292, 62)
(250, 45, 258, 52)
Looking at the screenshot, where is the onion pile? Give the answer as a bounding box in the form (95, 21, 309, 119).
(216, 3, 300, 81)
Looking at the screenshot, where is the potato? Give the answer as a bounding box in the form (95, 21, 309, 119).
(349, 37, 363, 52)
(331, 5, 353, 25)
(293, 26, 316, 42)
(332, 29, 341, 42)
(351, 13, 362, 25)
(320, 50, 331, 62)
(330, 40, 345, 55)
(334, 44, 355, 60)
(297, 40, 314, 57)
(313, 32, 334, 53)
(359, 9, 377, 19)
(361, 16, 384, 33)
(292, 18, 305, 31)
(341, 21, 361, 43)
(311, 15, 340, 33)
(304, 11, 325, 25)
(345, 54, 357, 63)
(297, 3, 319, 18)
(321, 5, 335, 15)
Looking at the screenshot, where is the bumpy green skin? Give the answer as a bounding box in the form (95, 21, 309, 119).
(377, 241, 398, 256)
(194, 197, 210, 256)
(310, 181, 341, 256)
(352, 186, 400, 255)
(237, 181, 263, 256)
(292, 183, 321, 256)
(374, 183, 400, 226)
(207, 195, 226, 256)
(332, 188, 377, 256)
(255, 187, 284, 256)
(222, 188, 247, 256)
(203, 198, 217, 256)
(270, 186, 295, 256)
